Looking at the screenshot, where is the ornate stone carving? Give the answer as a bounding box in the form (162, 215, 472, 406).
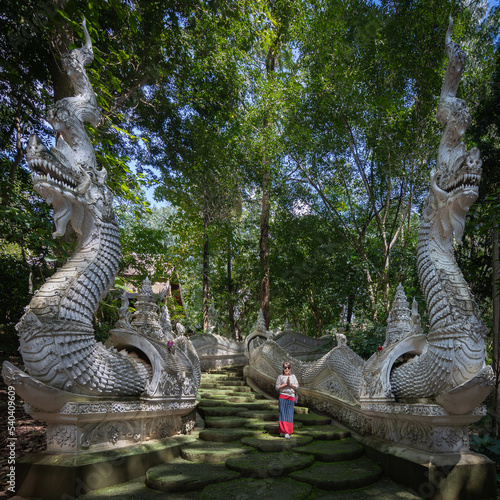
(190, 333, 247, 370)
(0, 19, 200, 454)
(244, 18, 493, 454)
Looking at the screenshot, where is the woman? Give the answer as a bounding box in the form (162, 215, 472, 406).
(276, 362, 299, 438)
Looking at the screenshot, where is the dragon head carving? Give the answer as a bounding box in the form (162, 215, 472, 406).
(424, 147, 482, 244)
(25, 18, 112, 239)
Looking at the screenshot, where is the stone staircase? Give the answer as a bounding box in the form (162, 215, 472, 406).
(82, 367, 421, 499)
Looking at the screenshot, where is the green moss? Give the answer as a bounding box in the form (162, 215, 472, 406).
(293, 438, 364, 462)
(181, 441, 254, 463)
(290, 457, 382, 490)
(145, 459, 240, 492)
(199, 477, 313, 500)
(293, 413, 332, 426)
(241, 433, 313, 452)
(296, 425, 351, 440)
(199, 427, 261, 442)
(205, 416, 248, 428)
(226, 451, 314, 477)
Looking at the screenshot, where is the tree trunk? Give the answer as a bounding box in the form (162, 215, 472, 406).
(227, 242, 237, 340)
(259, 162, 271, 329)
(202, 194, 210, 332)
(492, 223, 500, 438)
(346, 294, 354, 326)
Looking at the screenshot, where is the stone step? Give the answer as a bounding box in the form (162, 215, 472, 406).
(225, 451, 315, 478)
(145, 459, 240, 493)
(227, 401, 273, 411)
(199, 477, 313, 500)
(293, 438, 364, 462)
(197, 398, 229, 407)
(237, 410, 278, 421)
(199, 427, 260, 442)
(289, 456, 383, 490)
(200, 380, 246, 388)
(244, 420, 304, 433)
(180, 441, 254, 463)
(227, 395, 259, 403)
(241, 433, 313, 452)
(266, 401, 309, 414)
(198, 406, 248, 417)
(205, 416, 249, 429)
(293, 412, 331, 426)
(80, 477, 194, 499)
(198, 389, 234, 397)
(297, 424, 351, 440)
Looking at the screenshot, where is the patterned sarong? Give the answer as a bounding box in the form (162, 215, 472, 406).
(278, 394, 295, 435)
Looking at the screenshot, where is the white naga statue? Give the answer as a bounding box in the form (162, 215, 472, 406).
(245, 18, 493, 454)
(2, 20, 200, 423)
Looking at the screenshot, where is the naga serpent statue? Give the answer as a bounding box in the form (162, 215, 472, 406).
(246, 17, 493, 426)
(2, 20, 200, 410)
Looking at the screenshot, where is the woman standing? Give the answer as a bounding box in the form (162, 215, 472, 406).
(276, 362, 299, 438)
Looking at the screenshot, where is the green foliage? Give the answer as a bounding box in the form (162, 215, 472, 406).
(344, 323, 387, 360)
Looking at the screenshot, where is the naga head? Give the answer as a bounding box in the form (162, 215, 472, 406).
(25, 18, 112, 239)
(423, 16, 482, 244)
(424, 147, 482, 243)
(26, 135, 113, 238)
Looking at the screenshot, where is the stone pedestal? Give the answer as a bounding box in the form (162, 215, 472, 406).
(15, 434, 198, 500)
(25, 399, 197, 454)
(361, 436, 497, 500)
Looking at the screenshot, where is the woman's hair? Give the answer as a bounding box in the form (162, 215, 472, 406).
(282, 362, 292, 375)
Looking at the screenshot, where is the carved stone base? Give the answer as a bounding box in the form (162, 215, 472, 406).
(243, 366, 485, 454)
(14, 433, 198, 500)
(361, 436, 497, 500)
(25, 399, 197, 454)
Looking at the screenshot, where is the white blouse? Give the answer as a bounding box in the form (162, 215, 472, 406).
(275, 373, 299, 398)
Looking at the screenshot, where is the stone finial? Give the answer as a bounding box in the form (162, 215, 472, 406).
(255, 309, 268, 335)
(176, 322, 186, 336)
(385, 284, 412, 346)
(159, 304, 174, 340)
(283, 319, 293, 334)
(116, 291, 132, 329)
(131, 278, 164, 340)
(141, 277, 154, 295)
(410, 298, 423, 335)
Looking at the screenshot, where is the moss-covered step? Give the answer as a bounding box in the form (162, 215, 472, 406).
(237, 410, 278, 421)
(79, 476, 196, 499)
(200, 477, 313, 500)
(198, 406, 247, 417)
(200, 380, 246, 388)
(229, 401, 274, 411)
(205, 416, 249, 428)
(226, 450, 314, 477)
(293, 438, 364, 462)
(197, 398, 229, 407)
(227, 386, 253, 393)
(264, 402, 309, 414)
(311, 475, 424, 499)
(296, 424, 351, 440)
(180, 440, 254, 463)
(145, 459, 240, 493)
(244, 420, 303, 432)
(199, 427, 261, 442)
(227, 395, 258, 403)
(198, 389, 234, 398)
(293, 413, 331, 426)
(241, 433, 313, 452)
(289, 456, 382, 490)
